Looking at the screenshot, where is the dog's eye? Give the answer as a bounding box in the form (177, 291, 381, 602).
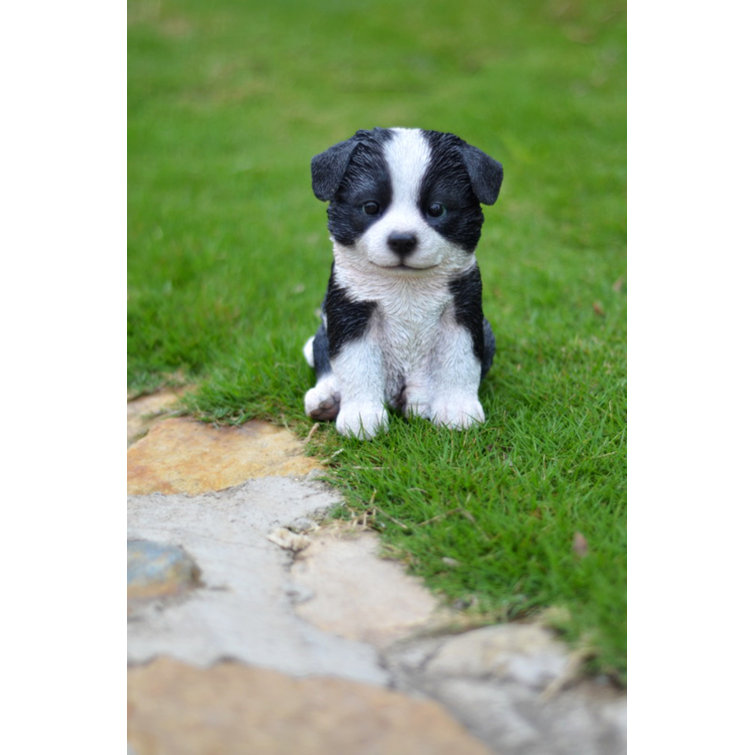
(362, 201, 381, 216)
(427, 202, 446, 218)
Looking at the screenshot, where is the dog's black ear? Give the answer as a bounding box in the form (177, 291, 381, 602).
(311, 137, 360, 202)
(459, 143, 503, 205)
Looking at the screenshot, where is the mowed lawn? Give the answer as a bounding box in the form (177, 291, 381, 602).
(128, 0, 627, 682)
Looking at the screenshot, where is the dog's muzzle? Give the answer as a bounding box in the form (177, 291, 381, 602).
(387, 231, 418, 259)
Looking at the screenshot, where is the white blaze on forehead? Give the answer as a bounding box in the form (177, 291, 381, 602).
(384, 128, 431, 205)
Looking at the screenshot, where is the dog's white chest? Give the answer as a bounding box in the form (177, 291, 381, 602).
(333, 263, 460, 397)
(367, 281, 455, 405)
(376, 291, 446, 360)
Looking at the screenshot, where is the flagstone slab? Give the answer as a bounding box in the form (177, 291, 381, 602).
(128, 657, 491, 755)
(384, 627, 627, 754)
(127, 417, 321, 495)
(290, 523, 452, 647)
(423, 623, 571, 687)
(127, 388, 189, 446)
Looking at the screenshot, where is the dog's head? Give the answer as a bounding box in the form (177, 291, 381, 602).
(311, 128, 503, 275)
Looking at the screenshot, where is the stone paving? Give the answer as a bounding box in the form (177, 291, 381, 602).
(127, 391, 627, 754)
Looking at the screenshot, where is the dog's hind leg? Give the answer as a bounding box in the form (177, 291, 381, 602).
(305, 375, 341, 421)
(304, 325, 341, 421)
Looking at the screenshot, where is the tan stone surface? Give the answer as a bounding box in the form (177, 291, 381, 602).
(290, 523, 449, 647)
(128, 388, 189, 446)
(128, 658, 490, 755)
(424, 623, 571, 686)
(127, 417, 321, 495)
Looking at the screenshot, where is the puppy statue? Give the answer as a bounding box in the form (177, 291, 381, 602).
(303, 127, 503, 439)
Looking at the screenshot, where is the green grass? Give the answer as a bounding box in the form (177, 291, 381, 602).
(129, 0, 626, 683)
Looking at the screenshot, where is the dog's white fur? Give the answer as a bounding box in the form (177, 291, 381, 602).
(305, 129, 485, 439)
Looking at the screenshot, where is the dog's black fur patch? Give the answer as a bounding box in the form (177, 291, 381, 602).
(448, 264, 496, 378)
(319, 266, 377, 366)
(311, 323, 331, 377)
(312, 129, 396, 247)
(421, 132, 484, 252)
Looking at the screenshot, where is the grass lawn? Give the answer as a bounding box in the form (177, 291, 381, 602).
(129, 0, 626, 683)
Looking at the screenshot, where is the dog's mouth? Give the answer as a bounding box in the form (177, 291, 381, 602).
(372, 261, 439, 272)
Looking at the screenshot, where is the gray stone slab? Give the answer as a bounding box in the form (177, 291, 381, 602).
(127, 476, 389, 686)
(427, 677, 626, 755)
(384, 631, 626, 755)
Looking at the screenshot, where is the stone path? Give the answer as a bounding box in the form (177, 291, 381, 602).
(127, 392, 626, 754)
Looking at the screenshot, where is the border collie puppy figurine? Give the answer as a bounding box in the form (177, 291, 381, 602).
(303, 127, 503, 439)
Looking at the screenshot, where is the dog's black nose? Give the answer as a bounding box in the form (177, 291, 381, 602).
(387, 232, 418, 257)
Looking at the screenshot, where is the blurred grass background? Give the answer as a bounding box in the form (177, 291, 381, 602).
(129, 0, 626, 682)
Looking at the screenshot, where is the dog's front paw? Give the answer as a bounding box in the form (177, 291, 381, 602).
(336, 402, 389, 440)
(430, 395, 485, 430)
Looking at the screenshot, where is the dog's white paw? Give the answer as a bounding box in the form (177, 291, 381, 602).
(305, 376, 340, 421)
(430, 395, 485, 430)
(336, 402, 389, 440)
